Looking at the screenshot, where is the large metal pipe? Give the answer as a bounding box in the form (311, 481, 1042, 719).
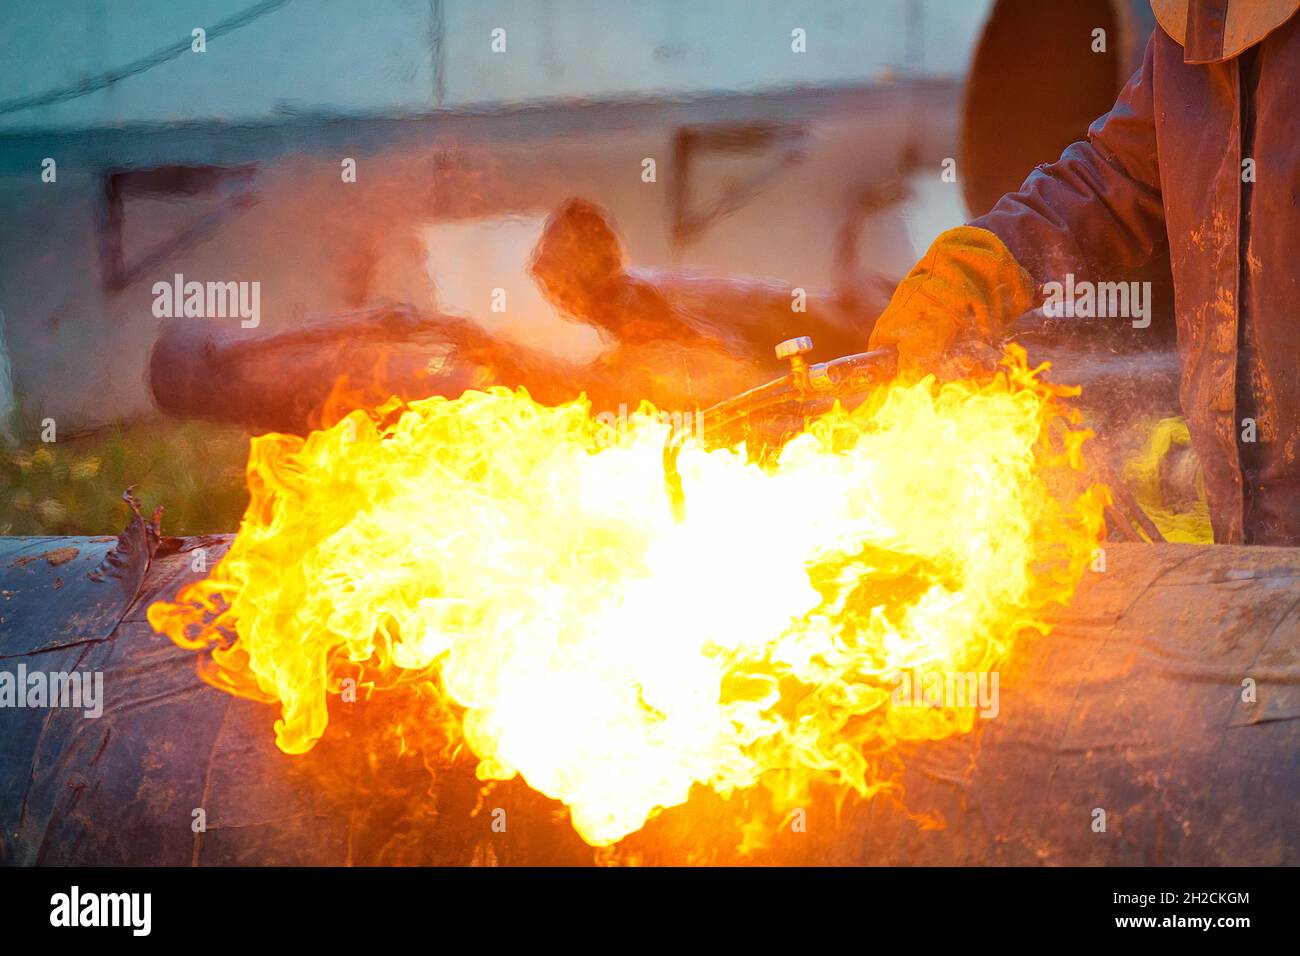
(147, 303, 579, 434)
(144, 201, 875, 434)
(2, 517, 1296, 866)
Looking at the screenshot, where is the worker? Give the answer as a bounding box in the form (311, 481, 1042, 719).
(868, 1, 1300, 546)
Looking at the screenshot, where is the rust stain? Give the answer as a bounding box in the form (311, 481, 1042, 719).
(44, 546, 79, 567)
(11, 546, 80, 569)
(1213, 286, 1234, 317)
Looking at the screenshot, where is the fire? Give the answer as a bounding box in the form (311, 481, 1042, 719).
(149, 346, 1107, 847)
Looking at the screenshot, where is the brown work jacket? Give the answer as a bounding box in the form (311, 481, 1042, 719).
(972, 0, 1300, 543)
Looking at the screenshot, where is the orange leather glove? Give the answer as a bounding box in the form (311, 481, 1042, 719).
(868, 226, 1037, 371)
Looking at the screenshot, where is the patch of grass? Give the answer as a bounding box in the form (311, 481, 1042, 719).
(1, 417, 251, 536)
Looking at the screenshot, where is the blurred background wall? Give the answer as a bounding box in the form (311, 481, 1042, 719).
(0, 0, 993, 429)
(0, 0, 1161, 537)
(1, 0, 990, 124)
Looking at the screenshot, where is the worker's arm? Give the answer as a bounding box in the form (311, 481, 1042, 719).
(871, 35, 1167, 367)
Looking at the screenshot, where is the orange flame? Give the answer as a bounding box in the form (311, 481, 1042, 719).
(149, 346, 1107, 847)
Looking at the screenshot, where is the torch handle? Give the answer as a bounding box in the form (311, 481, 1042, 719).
(702, 346, 897, 444)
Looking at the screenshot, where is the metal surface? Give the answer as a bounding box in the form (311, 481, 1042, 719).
(1, 523, 1296, 866)
(0, 491, 160, 658)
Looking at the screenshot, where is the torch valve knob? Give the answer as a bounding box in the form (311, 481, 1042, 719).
(775, 336, 814, 365)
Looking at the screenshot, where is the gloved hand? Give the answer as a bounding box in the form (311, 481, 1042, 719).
(868, 226, 1037, 372)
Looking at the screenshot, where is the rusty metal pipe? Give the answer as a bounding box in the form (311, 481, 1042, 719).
(147, 304, 571, 433)
(2, 524, 1296, 865)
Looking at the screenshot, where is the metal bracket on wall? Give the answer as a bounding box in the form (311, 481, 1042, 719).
(669, 121, 807, 247)
(96, 164, 260, 292)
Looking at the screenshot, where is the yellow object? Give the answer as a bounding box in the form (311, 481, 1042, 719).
(869, 226, 1037, 369)
(1123, 417, 1213, 543)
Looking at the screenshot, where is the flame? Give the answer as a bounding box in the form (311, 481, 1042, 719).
(149, 346, 1107, 847)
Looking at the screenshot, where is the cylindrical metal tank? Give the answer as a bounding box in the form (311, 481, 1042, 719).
(960, 0, 1155, 218)
(2, 516, 1296, 866)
